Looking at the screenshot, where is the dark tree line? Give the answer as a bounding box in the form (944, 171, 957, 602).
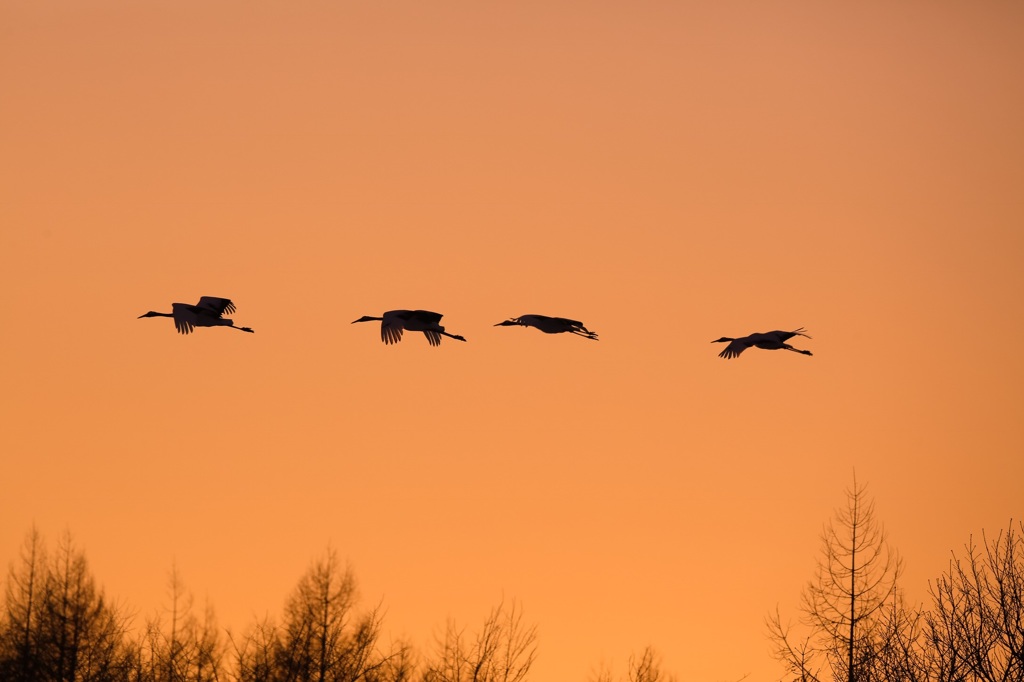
(768, 478, 1024, 682)
(3, 500, 1022, 682)
(0, 533, 534, 682)
(0, 528, 133, 682)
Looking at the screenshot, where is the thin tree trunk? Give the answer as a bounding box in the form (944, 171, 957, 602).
(849, 513, 857, 682)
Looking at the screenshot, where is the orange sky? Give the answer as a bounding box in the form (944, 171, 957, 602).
(2, 2, 1023, 680)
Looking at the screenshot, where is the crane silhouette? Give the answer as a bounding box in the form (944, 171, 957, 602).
(352, 310, 467, 346)
(138, 296, 254, 335)
(712, 328, 812, 359)
(494, 314, 599, 340)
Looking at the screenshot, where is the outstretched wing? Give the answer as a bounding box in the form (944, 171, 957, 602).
(196, 296, 235, 318)
(171, 303, 199, 335)
(718, 340, 749, 359)
(423, 330, 442, 347)
(381, 318, 405, 345)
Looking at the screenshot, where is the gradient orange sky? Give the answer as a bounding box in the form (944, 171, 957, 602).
(2, 2, 1023, 680)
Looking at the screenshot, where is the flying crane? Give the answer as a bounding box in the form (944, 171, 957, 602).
(138, 296, 254, 335)
(494, 314, 599, 340)
(352, 310, 467, 346)
(711, 328, 812, 359)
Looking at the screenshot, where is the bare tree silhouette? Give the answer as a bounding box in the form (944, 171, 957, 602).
(231, 615, 279, 682)
(0, 528, 132, 681)
(232, 547, 410, 682)
(587, 646, 681, 682)
(420, 599, 537, 682)
(866, 590, 930, 682)
(926, 520, 1024, 682)
(767, 476, 903, 682)
(13, 521, 1020, 682)
(132, 563, 226, 682)
(1, 526, 46, 682)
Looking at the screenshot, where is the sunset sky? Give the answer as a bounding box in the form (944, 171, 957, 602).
(2, 1, 1023, 680)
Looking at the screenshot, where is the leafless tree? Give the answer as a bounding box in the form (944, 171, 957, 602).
(866, 590, 930, 682)
(231, 615, 280, 682)
(626, 647, 676, 682)
(278, 548, 373, 681)
(39, 530, 131, 681)
(767, 476, 903, 682)
(925, 520, 1024, 682)
(233, 547, 408, 682)
(1, 528, 132, 681)
(586, 646, 678, 682)
(133, 563, 226, 682)
(420, 599, 537, 682)
(0, 525, 46, 682)
(363, 640, 416, 682)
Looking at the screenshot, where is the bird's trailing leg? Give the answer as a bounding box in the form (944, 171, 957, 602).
(570, 329, 599, 340)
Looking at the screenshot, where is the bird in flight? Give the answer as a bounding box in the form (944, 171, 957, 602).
(138, 296, 254, 335)
(352, 310, 467, 346)
(494, 314, 599, 340)
(712, 328, 812, 359)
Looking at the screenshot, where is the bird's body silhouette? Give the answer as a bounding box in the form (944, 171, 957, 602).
(494, 314, 599, 340)
(352, 310, 466, 346)
(138, 296, 254, 335)
(712, 328, 812, 359)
